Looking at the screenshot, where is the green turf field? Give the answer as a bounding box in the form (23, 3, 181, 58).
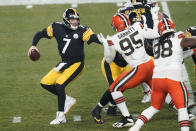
(0, 1, 196, 131)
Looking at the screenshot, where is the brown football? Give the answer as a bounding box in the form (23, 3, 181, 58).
(29, 49, 40, 61)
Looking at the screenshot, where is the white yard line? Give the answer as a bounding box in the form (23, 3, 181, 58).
(160, 1, 172, 20)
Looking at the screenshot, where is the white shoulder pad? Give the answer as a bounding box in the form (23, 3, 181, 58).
(174, 31, 184, 38)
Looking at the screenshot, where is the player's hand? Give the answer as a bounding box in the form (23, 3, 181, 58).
(151, 6, 160, 20)
(97, 33, 107, 46)
(28, 46, 39, 57)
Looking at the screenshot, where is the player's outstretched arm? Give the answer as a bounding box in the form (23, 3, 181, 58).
(181, 37, 196, 49)
(87, 34, 102, 45)
(97, 33, 116, 63)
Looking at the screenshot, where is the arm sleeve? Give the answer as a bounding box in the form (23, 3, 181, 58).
(134, 22, 159, 39)
(141, 27, 160, 39)
(183, 49, 193, 59)
(87, 34, 102, 45)
(82, 27, 102, 45)
(104, 45, 116, 63)
(32, 28, 52, 46)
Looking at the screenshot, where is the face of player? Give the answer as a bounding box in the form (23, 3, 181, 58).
(69, 18, 79, 28)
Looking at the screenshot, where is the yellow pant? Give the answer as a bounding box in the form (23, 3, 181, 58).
(101, 58, 130, 85)
(41, 62, 85, 86)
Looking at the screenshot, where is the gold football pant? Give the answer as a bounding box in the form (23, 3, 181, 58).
(40, 61, 85, 111)
(101, 58, 130, 85)
(41, 61, 85, 87)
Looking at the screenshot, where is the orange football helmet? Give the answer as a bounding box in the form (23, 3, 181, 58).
(158, 18, 175, 36)
(111, 13, 130, 32)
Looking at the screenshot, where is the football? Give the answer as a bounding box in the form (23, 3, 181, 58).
(29, 49, 40, 61)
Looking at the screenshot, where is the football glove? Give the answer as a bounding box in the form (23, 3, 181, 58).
(97, 33, 107, 46)
(151, 6, 160, 20)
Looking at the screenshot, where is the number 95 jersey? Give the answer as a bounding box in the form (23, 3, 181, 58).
(152, 31, 184, 81)
(107, 23, 151, 67)
(46, 22, 94, 64)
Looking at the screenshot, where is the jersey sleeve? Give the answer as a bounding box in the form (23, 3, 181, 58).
(183, 49, 193, 59)
(32, 25, 52, 46)
(176, 31, 185, 39)
(46, 23, 55, 38)
(135, 22, 159, 39)
(104, 38, 116, 63)
(82, 27, 94, 42)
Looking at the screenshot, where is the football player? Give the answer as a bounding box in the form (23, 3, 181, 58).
(91, 13, 153, 125)
(163, 26, 196, 120)
(98, 11, 159, 128)
(118, 0, 158, 29)
(28, 8, 101, 125)
(118, 0, 161, 102)
(129, 18, 196, 131)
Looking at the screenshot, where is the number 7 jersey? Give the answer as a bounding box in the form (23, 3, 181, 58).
(107, 23, 151, 67)
(46, 22, 94, 64)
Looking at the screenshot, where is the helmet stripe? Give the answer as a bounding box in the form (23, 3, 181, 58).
(163, 18, 170, 30)
(166, 19, 171, 29)
(135, 11, 140, 19)
(117, 14, 129, 28)
(122, 14, 130, 27)
(72, 8, 78, 16)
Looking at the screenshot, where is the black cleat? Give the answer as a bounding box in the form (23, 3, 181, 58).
(112, 115, 134, 128)
(91, 105, 104, 124)
(107, 106, 121, 116)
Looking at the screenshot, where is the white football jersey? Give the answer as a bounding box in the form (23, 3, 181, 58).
(152, 31, 184, 81)
(107, 22, 153, 67)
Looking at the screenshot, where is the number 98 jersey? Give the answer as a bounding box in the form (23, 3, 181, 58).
(152, 31, 184, 81)
(46, 22, 94, 64)
(107, 23, 151, 67)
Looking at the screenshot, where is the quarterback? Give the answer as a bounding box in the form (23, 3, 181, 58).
(28, 8, 101, 124)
